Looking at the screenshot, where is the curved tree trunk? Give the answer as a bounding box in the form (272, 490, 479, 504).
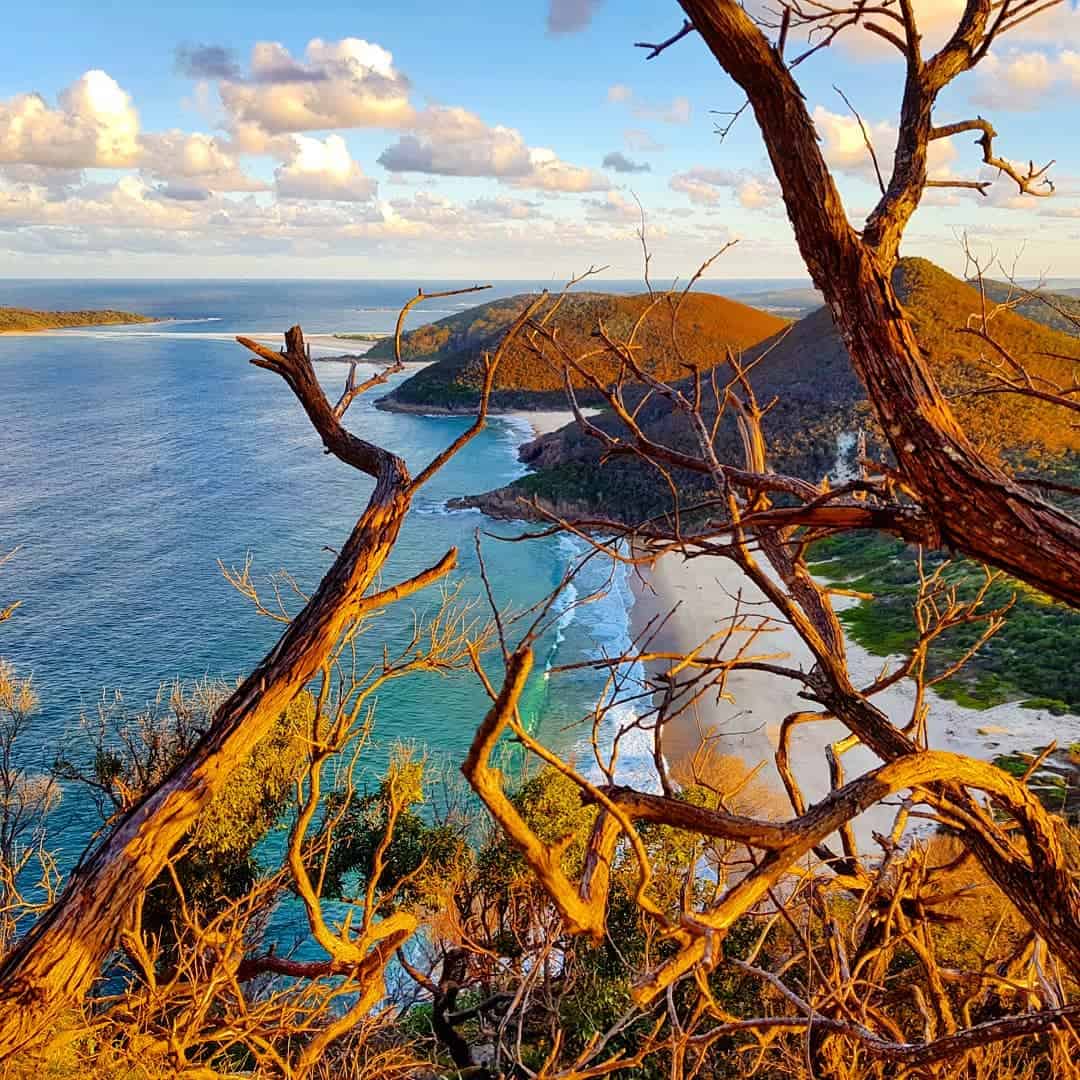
(0, 289, 545, 1057)
(672, 0, 1080, 972)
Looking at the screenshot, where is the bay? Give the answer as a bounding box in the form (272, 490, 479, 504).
(0, 279, 651, 863)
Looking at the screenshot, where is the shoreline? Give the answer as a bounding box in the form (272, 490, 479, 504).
(627, 550, 1080, 832)
(379, 399, 590, 439)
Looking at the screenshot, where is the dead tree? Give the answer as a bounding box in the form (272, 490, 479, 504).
(0, 287, 546, 1057)
(668, 0, 1079, 607)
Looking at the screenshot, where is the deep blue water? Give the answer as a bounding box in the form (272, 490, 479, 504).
(0, 280, 648, 864)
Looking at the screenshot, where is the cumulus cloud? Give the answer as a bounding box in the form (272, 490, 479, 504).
(219, 38, 414, 137)
(139, 130, 265, 192)
(548, 0, 602, 34)
(602, 151, 650, 174)
(670, 167, 780, 209)
(971, 49, 1080, 110)
(812, 105, 957, 186)
(515, 148, 609, 192)
(0, 173, 390, 253)
(378, 106, 608, 191)
(274, 134, 377, 201)
(606, 84, 690, 125)
(0, 70, 139, 168)
(175, 43, 241, 81)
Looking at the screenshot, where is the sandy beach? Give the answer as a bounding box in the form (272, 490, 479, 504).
(515, 409, 597, 438)
(628, 550, 1078, 835)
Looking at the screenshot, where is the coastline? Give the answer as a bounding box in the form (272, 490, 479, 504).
(517, 410, 587, 437)
(489, 417, 1078, 812)
(627, 550, 1080, 831)
(0, 316, 157, 335)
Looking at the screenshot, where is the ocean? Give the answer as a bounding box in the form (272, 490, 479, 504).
(0, 278, 682, 868)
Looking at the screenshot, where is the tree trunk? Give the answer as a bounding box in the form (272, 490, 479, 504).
(678, 0, 1080, 608)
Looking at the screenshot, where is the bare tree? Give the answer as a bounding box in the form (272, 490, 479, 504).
(455, 3, 1080, 1055)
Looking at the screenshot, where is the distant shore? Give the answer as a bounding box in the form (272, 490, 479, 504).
(0, 308, 155, 334)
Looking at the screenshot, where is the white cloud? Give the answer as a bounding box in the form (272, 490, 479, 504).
(377, 106, 608, 192)
(274, 134, 377, 201)
(219, 38, 414, 137)
(139, 130, 265, 192)
(0, 70, 139, 168)
(607, 84, 632, 104)
(812, 105, 957, 186)
(972, 49, 1080, 110)
(670, 166, 780, 209)
(518, 147, 609, 192)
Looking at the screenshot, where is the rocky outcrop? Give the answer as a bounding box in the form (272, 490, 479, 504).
(447, 486, 598, 524)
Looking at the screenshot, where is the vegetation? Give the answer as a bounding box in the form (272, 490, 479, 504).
(808, 529, 1080, 712)
(976, 276, 1080, 336)
(458, 257, 1080, 528)
(0, 307, 153, 332)
(374, 289, 787, 412)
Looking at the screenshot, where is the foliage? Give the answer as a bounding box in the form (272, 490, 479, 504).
(376, 290, 788, 412)
(807, 530, 1080, 712)
(975, 276, 1080, 337)
(463, 258, 1080, 526)
(55, 682, 311, 942)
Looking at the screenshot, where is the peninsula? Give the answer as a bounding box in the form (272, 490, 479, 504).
(374, 290, 787, 413)
(0, 306, 154, 333)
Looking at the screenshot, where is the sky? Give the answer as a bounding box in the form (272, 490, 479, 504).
(1, 0, 1079, 281)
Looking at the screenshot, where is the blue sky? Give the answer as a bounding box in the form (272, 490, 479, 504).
(1, 1, 1078, 280)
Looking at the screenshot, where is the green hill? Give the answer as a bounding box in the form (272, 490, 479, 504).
(455, 257, 1080, 522)
(374, 290, 788, 412)
(0, 307, 154, 332)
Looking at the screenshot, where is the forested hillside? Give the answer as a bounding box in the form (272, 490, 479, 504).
(457, 258, 1080, 522)
(972, 277, 1080, 336)
(375, 290, 787, 411)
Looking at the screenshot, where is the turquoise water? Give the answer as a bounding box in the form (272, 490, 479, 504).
(0, 280, 650, 866)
